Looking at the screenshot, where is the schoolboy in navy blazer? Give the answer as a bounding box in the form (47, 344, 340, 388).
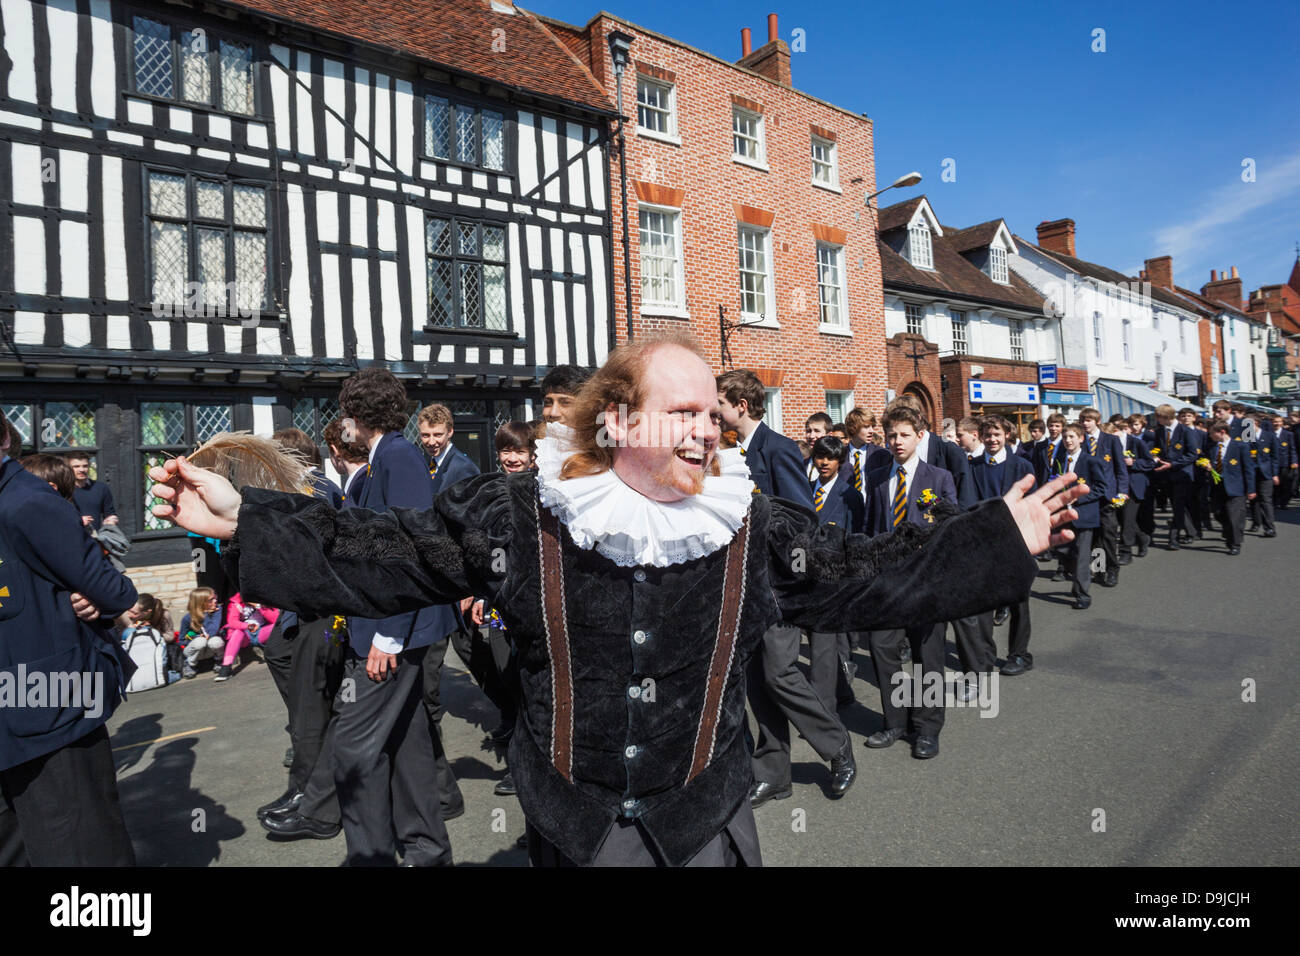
(921, 428, 977, 510)
(861, 405, 959, 755)
(351, 431, 458, 657)
(1163, 410, 1206, 547)
(1248, 421, 1278, 536)
(1080, 411, 1128, 586)
(805, 436, 864, 714)
(429, 444, 480, 497)
(967, 418, 1036, 675)
(0, 449, 138, 864)
(1051, 426, 1109, 607)
(1204, 423, 1254, 554)
(1115, 427, 1154, 559)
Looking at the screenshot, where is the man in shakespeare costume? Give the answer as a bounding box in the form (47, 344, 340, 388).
(150, 336, 1085, 867)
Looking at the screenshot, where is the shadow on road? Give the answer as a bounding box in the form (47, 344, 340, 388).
(117, 737, 246, 866)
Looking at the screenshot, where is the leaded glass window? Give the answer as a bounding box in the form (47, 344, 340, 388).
(131, 17, 256, 115)
(426, 216, 509, 331)
(424, 96, 506, 172)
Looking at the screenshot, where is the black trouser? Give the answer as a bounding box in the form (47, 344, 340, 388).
(1066, 527, 1095, 599)
(420, 638, 463, 810)
(283, 618, 338, 793)
(449, 625, 518, 729)
(526, 801, 760, 867)
(748, 623, 848, 788)
(808, 630, 852, 714)
(0, 725, 134, 866)
(868, 623, 946, 737)
(1212, 490, 1246, 549)
(950, 615, 994, 675)
(1194, 477, 1211, 531)
(1098, 501, 1121, 573)
(1120, 495, 1148, 554)
(1170, 484, 1196, 542)
(1139, 478, 1163, 536)
(332, 645, 450, 866)
(977, 599, 1032, 662)
(1249, 476, 1275, 532)
(1277, 469, 1295, 509)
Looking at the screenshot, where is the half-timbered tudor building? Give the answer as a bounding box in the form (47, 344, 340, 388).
(0, 0, 616, 575)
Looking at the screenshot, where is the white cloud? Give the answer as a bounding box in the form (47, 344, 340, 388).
(1154, 147, 1300, 264)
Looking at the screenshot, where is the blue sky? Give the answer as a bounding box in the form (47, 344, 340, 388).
(534, 0, 1300, 296)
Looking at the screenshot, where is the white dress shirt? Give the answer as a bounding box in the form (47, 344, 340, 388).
(887, 453, 921, 508)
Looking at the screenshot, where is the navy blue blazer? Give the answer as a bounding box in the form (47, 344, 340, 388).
(1083, 429, 1129, 498)
(0, 458, 137, 771)
(1205, 439, 1256, 497)
(340, 465, 369, 507)
(811, 474, 865, 534)
(1229, 417, 1246, 440)
(430, 445, 480, 497)
(923, 434, 977, 510)
(746, 420, 814, 508)
(1048, 449, 1109, 529)
(864, 459, 957, 536)
(349, 432, 459, 655)
(1277, 428, 1297, 471)
(969, 451, 1035, 502)
(1115, 432, 1154, 500)
(1161, 423, 1205, 483)
(1250, 430, 1279, 479)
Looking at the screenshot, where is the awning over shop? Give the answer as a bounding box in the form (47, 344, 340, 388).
(1204, 394, 1285, 415)
(1093, 379, 1205, 419)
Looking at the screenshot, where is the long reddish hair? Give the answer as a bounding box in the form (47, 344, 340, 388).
(558, 333, 721, 481)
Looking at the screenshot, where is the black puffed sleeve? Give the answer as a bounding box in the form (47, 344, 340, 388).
(768, 496, 1036, 631)
(222, 474, 513, 620)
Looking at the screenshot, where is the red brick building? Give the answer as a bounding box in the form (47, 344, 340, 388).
(1247, 255, 1300, 383)
(540, 11, 885, 435)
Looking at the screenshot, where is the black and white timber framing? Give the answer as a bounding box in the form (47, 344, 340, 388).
(0, 0, 616, 564)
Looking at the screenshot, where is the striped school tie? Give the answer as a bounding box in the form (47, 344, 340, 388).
(813, 485, 826, 512)
(892, 468, 908, 528)
(429, 458, 438, 479)
(1088, 435, 1098, 456)
(852, 450, 863, 492)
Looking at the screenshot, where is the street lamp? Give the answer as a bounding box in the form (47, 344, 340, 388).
(607, 30, 634, 343)
(865, 171, 923, 207)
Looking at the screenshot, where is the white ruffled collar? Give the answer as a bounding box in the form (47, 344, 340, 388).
(534, 423, 756, 568)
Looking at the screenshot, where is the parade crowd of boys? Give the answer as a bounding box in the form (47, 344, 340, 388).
(1, 362, 1295, 865)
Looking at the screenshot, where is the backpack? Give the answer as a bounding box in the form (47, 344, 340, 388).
(123, 627, 167, 693)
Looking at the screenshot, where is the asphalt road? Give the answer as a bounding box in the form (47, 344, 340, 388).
(107, 506, 1300, 866)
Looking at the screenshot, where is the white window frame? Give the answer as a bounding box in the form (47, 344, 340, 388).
(1179, 317, 1187, 350)
(1154, 351, 1163, 385)
(824, 390, 853, 424)
(1093, 311, 1104, 359)
(637, 203, 687, 317)
(732, 106, 767, 169)
(1122, 319, 1132, 364)
(816, 242, 849, 333)
(951, 310, 968, 355)
(989, 245, 1008, 284)
(764, 387, 783, 434)
(1009, 318, 1025, 361)
(905, 302, 924, 336)
(635, 76, 679, 144)
(737, 224, 777, 326)
(908, 222, 933, 269)
(811, 135, 839, 191)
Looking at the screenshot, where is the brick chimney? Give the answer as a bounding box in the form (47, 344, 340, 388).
(737, 13, 792, 86)
(1036, 218, 1076, 258)
(1203, 266, 1244, 310)
(1144, 255, 1173, 289)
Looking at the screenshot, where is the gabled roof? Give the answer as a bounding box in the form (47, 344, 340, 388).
(1289, 256, 1300, 294)
(877, 196, 925, 234)
(219, 0, 614, 115)
(943, 219, 1014, 255)
(878, 235, 1045, 315)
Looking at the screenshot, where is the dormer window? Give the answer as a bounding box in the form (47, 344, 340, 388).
(907, 221, 933, 269)
(989, 245, 1008, 284)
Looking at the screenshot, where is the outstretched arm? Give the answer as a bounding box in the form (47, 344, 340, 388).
(775, 473, 1085, 632)
(149, 457, 495, 619)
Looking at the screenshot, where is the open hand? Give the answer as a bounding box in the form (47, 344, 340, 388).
(1003, 473, 1087, 553)
(148, 456, 242, 540)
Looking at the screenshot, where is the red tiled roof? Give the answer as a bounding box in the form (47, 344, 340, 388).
(221, 0, 614, 115)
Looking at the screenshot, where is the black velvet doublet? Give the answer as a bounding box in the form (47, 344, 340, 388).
(224, 472, 1034, 865)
